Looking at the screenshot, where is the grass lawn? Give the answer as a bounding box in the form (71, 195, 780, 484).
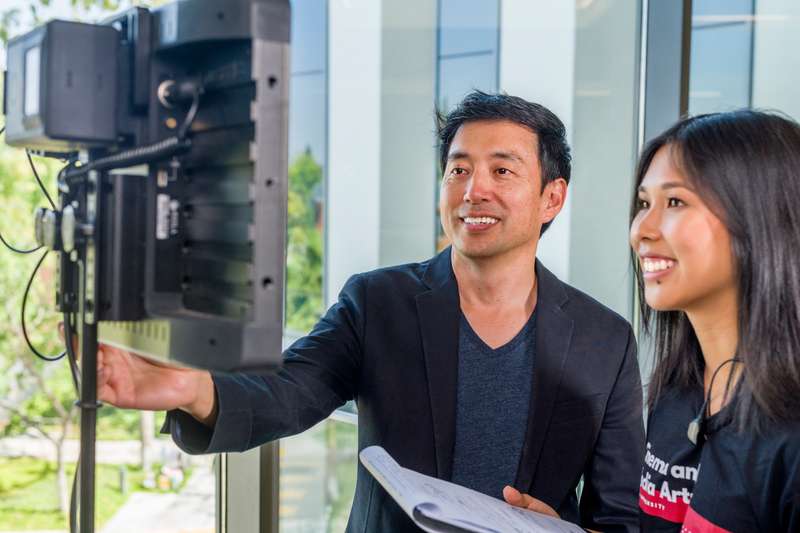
(0, 457, 186, 531)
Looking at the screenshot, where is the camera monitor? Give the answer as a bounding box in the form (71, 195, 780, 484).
(4, 0, 290, 371)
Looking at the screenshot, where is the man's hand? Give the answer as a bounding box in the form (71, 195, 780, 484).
(504, 487, 602, 532)
(502, 486, 560, 518)
(96, 344, 216, 425)
(60, 321, 218, 427)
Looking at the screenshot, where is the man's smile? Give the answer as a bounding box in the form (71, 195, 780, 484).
(460, 215, 500, 232)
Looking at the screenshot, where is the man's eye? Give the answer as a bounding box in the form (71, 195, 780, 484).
(496, 168, 511, 175)
(668, 197, 685, 207)
(451, 167, 467, 176)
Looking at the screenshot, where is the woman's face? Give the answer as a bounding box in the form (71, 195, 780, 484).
(630, 145, 737, 313)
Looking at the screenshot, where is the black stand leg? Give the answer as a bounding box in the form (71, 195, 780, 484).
(76, 169, 102, 533)
(78, 320, 98, 533)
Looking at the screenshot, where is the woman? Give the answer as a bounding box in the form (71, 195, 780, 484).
(630, 110, 800, 532)
(506, 110, 800, 532)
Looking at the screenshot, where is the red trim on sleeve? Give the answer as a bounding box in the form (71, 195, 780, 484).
(680, 506, 733, 533)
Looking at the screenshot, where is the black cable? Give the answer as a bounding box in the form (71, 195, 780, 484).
(21, 251, 66, 362)
(0, 124, 44, 254)
(4, 125, 79, 532)
(0, 124, 54, 254)
(26, 149, 57, 210)
(702, 358, 741, 420)
(0, 229, 42, 254)
(60, 311, 80, 533)
(70, 453, 79, 533)
(177, 88, 202, 139)
(687, 358, 740, 445)
(64, 311, 81, 395)
(63, 136, 191, 181)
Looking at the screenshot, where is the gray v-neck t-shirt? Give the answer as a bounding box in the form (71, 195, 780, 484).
(451, 310, 536, 498)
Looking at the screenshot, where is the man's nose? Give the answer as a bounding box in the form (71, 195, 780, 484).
(463, 170, 492, 203)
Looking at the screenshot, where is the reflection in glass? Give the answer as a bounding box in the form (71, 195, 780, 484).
(689, 0, 754, 114)
(689, 0, 800, 122)
(435, 0, 500, 251)
(438, 54, 498, 114)
(750, 0, 800, 121)
(280, 420, 357, 532)
(436, 0, 500, 112)
(286, 150, 324, 333)
(280, 2, 348, 531)
(286, 0, 327, 333)
(438, 0, 499, 57)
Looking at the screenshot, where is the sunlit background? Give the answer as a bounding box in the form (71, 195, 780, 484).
(0, 0, 798, 531)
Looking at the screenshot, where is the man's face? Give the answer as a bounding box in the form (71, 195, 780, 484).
(439, 119, 565, 260)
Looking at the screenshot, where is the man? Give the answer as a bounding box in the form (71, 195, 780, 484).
(96, 91, 644, 532)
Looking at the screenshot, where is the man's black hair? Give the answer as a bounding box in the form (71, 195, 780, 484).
(436, 91, 571, 233)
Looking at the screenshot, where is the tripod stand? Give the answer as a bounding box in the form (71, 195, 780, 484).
(53, 143, 186, 531)
(55, 167, 104, 533)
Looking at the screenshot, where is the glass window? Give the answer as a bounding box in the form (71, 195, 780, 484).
(750, 0, 800, 121)
(286, 0, 327, 334)
(437, 53, 499, 112)
(689, 0, 754, 114)
(279, 419, 357, 531)
(689, 0, 800, 120)
(0, 3, 216, 533)
(279, 2, 348, 532)
(435, 0, 500, 251)
(438, 0, 499, 57)
(436, 0, 500, 111)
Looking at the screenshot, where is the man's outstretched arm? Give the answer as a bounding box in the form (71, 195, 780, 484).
(98, 273, 367, 454)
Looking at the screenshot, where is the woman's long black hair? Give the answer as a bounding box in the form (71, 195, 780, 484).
(631, 110, 800, 431)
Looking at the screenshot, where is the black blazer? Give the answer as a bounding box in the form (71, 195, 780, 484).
(167, 248, 645, 532)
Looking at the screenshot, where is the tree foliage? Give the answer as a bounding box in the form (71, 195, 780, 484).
(0, 1, 170, 519)
(286, 149, 325, 333)
(0, 142, 66, 429)
(0, 0, 166, 44)
(0, 133, 78, 515)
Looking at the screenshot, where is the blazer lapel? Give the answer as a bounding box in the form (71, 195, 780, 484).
(415, 248, 460, 480)
(514, 261, 574, 490)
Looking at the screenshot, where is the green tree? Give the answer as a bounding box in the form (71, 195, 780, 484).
(0, 9, 328, 525)
(285, 149, 324, 333)
(0, 2, 169, 522)
(1, 1, 166, 44)
(0, 140, 77, 516)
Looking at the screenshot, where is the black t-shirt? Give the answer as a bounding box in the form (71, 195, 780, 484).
(639, 385, 800, 532)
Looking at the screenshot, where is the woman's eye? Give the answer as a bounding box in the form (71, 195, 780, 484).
(450, 167, 467, 176)
(667, 197, 685, 208)
(637, 198, 650, 210)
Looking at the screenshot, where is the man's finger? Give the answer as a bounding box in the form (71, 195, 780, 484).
(503, 486, 559, 518)
(503, 486, 526, 506)
(523, 498, 556, 515)
(98, 383, 116, 405)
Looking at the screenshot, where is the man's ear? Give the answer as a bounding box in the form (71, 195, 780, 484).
(540, 178, 568, 225)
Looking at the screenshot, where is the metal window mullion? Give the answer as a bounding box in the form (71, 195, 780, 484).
(641, 0, 693, 144)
